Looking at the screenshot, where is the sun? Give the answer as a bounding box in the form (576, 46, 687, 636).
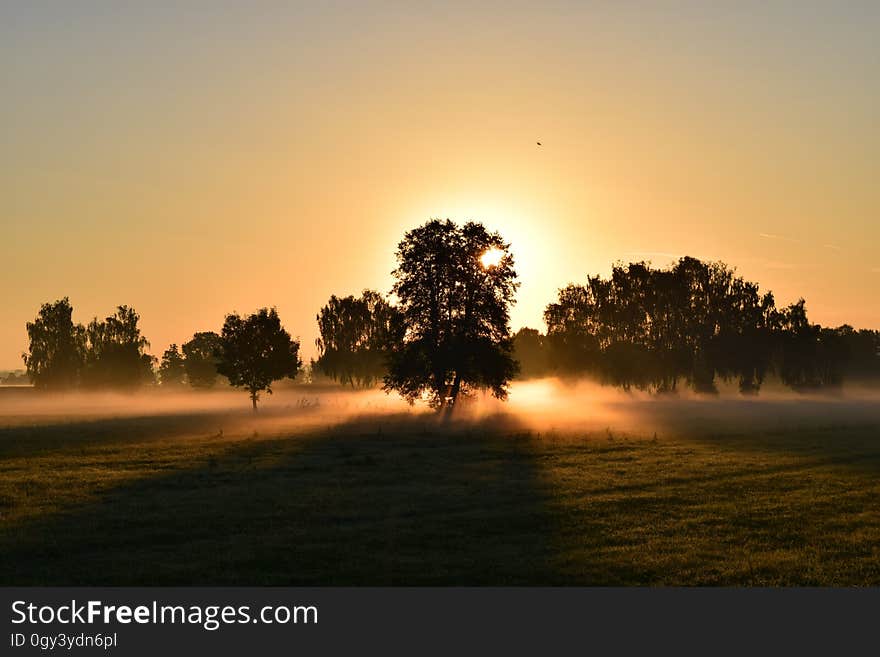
(480, 247, 504, 269)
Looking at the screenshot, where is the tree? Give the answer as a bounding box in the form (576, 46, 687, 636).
(840, 328, 880, 380)
(512, 327, 551, 379)
(543, 284, 603, 377)
(216, 308, 301, 410)
(775, 299, 822, 389)
(182, 331, 222, 388)
(81, 306, 156, 389)
(544, 257, 780, 394)
(2, 371, 30, 385)
(158, 344, 187, 386)
(315, 290, 403, 388)
(22, 298, 85, 389)
(383, 219, 519, 411)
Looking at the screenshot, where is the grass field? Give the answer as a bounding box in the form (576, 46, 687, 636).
(1, 385, 879, 585)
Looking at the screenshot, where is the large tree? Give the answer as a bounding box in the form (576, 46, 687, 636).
(23, 297, 85, 389)
(217, 308, 301, 410)
(81, 306, 155, 389)
(315, 290, 403, 388)
(384, 219, 519, 410)
(182, 331, 222, 388)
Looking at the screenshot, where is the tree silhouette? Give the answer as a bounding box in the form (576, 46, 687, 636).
(315, 290, 403, 388)
(512, 327, 551, 379)
(384, 219, 519, 410)
(23, 298, 85, 389)
(545, 258, 781, 394)
(182, 331, 222, 388)
(540, 257, 880, 394)
(81, 306, 155, 389)
(217, 308, 301, 410)
(838, 327, 880, 380)
(158, 344, 187, 386)
(773, 299, 851, 389)
(1, 371, 29, 385)
(542, 284, 603, 378)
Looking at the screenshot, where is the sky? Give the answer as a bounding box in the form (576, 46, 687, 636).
(2, 1, 878, 369)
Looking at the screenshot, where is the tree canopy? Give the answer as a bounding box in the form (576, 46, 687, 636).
(216, 308, 301, 410)
(541, 257, 880, 393)
(182, 331, 222, 388)
(80, 306, 155, 389)
(383, 219, 519, 409)
(24, 300, 155, 391)
(315, 290, 403, 388)
(158, 344, 187, 386)
(512, 327, 551, 379)
(22, 298, 85, 389)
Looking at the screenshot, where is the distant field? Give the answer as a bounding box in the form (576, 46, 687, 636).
(1, 384, 879, 585)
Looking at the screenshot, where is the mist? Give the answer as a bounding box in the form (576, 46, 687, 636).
(3, 379, 879, 443)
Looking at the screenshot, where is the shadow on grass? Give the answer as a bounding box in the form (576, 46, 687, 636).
(0, 413, 565, 585)
(4, 402, 880, 586)
(615, 397, 880, 472)
(0, 412, 244, 459)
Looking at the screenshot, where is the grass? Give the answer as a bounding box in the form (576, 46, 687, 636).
(1, 394, 879, 585)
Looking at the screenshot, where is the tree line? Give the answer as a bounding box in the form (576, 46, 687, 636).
(519, 258, 880, 393)
(20, 221, 880, 408)
(23, 301, 301, 409)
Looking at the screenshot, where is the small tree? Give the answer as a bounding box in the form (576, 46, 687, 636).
(182, 331, 222, 388)
(158, 344, 187, 386)
(384, 219, 519, 411)
(23, 297, 85, 390)
(217, 308, 301, 410)
(512, 327, 551, 379)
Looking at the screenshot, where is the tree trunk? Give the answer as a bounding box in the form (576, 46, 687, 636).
(449, 373, 462, 406)
(434, 370, 447, 410)
(251, 390, 258, 412)
(443, 373, 462, 421)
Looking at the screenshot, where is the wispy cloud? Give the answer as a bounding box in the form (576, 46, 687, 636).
(758, 232, 800, 244)
(760, 233, 845, 255)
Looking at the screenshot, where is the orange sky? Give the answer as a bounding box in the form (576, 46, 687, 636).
(2, 3, 878, 369)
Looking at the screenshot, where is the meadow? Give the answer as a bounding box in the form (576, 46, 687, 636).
(1, 383, 879, 586)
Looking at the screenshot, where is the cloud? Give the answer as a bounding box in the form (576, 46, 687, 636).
(760, 233, 844, 255)
(758, 232, 800, 244)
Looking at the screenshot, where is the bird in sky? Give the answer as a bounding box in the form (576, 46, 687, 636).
(536, 141, 542, 146)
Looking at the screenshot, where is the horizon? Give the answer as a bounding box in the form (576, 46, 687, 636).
(3, 2, 879, 369)
(4, 246, 880, 373)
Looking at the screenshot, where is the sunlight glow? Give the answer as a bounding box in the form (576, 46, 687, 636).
(480, 247, 504, 269)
